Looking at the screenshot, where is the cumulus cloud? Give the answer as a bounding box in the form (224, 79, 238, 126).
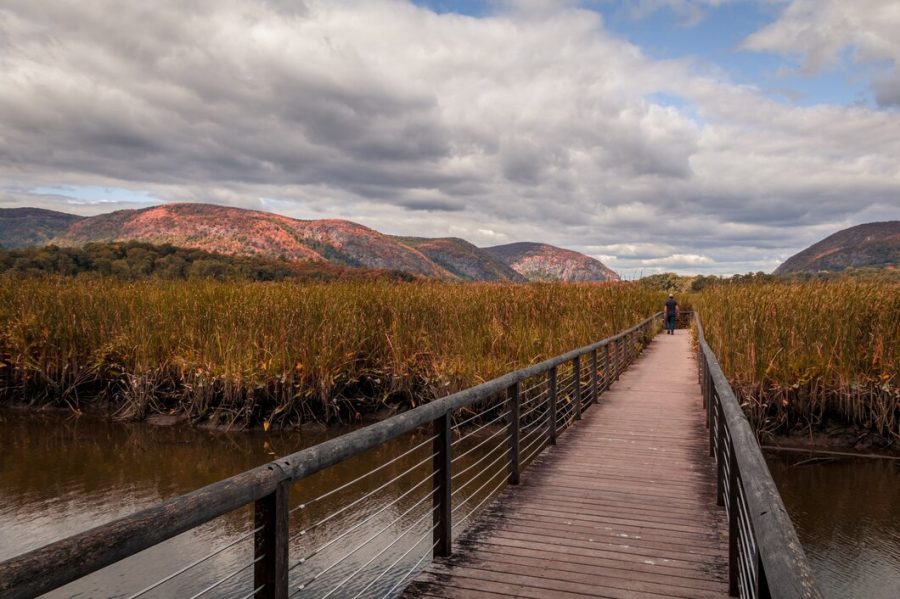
(0, 0, 898, 275)
(743, 0, 900, 107)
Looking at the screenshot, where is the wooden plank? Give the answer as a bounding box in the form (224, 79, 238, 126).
(403, 331, 730, 598)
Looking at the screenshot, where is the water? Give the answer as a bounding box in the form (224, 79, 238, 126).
(0, 409, 511, 598)
(765, 451, 900, 599)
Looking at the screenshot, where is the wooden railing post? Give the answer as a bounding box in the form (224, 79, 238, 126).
(603, 343, 610, 392)
(706, 359, 713, 421)
(548, 366, 557, 446)
(716, 404, 726, 507)
(614, 339, 622, 381)
(590, 349, 598, 407)
(572, 356, 582, 420)
(628, 331, 633, 363)
(757, 549, 771, 599)
(709, 389, 716, 458)
(254, 481, 289, 599)
(700, 354, 707, 409)
(728, 447, 739, 596)
(432, 411, 452, 557)
(508, 382, 520, 485)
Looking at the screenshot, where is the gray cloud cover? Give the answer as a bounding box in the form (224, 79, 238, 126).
(0, 0, 898, 275)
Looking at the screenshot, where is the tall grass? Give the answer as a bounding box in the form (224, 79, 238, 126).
(0, 278, 663, 427)
(692, 281, 899, 439)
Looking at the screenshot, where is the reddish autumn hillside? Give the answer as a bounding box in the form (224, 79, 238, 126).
(485, 242, 619, 282)
(395, 236, 526, 282)
(5, 203, 624, 282)
(55, 203, 450, 278)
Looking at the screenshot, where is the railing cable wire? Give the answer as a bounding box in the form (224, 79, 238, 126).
(290, 450, 436, 542)
(188, 554, 265, 599)
(290, 433, 438, 515)
(291, 488, 437, 589)
(125, 525, 263, 599)
(293, 469, 434, 569)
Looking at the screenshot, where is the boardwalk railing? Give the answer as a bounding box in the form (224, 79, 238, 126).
(0, 314, 661, 599)
(696, 313, 822, 599)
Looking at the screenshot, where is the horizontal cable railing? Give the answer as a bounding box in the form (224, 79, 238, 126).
(0, 313, 661, 599)
(695, 313, 822, 599)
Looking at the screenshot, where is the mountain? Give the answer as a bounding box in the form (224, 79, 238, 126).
(774, 221, 900, 275)
(395, 236, 526, 282)
(485, 242, 619, 282)
(0, 208, 83, 249)
(54, 203, 450, 278)
(2, 202, 621, 282)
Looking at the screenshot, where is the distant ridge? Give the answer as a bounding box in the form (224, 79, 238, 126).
(0, 207, 83, 248)
(1, 202, 620, 282)
(396, 236, 526, 282)
(774, 221, 900, 275)
(485, 242, 619, 282)
(55, 203, 450, 278)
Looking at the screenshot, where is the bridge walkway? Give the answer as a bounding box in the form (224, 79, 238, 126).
(404, 330, 730, 599)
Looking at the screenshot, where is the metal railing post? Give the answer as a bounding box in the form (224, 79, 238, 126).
(548, 366, 557, 446)
(508, 382, 520, 485)
(254, 481, 289, 599)
(572, 356, 582, 420)
(590, 349, 598, 407)
(433, 411, 452, 557)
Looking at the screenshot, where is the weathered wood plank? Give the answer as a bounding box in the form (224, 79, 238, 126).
(403, 331, 730, 599)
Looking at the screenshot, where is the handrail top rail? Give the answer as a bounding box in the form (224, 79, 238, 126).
(0, 312, 662, 595)
(694, 314, 821, 599)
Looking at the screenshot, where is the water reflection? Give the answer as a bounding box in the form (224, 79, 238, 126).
(0, 410, 515, 598)
(765, 451, 900, 599)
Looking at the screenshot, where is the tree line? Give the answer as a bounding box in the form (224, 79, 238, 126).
(0, 241, 416, 282)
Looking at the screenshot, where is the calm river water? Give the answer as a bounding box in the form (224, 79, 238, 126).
(765, 450, 900, 599)
(0, 409, 511, 598)
(3, 410, 898, 598)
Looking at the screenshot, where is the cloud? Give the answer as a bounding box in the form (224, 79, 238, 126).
(639, 253, 714, 266)
(742, 0, 900, 107)
(0, 0, 898, 275)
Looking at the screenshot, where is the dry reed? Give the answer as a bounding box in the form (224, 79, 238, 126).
(0, 278, 663, 427)
(692, 280, 899, 439)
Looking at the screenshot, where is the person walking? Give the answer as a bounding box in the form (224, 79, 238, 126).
(664, 294, 679, 335)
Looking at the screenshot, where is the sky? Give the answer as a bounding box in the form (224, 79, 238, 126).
(1, 0, 899, 276)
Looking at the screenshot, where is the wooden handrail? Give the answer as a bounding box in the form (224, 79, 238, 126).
(695, 313, 822, 599)
(0, 314, 662, 598)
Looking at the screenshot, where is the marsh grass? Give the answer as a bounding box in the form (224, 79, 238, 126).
(692, 281, 899, 439)
(0, 278, 662, 427)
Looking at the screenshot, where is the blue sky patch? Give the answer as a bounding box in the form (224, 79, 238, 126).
(30, 185, 160, 205)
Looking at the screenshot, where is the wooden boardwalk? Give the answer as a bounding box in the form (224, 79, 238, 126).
(404, 330, 730, 599)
